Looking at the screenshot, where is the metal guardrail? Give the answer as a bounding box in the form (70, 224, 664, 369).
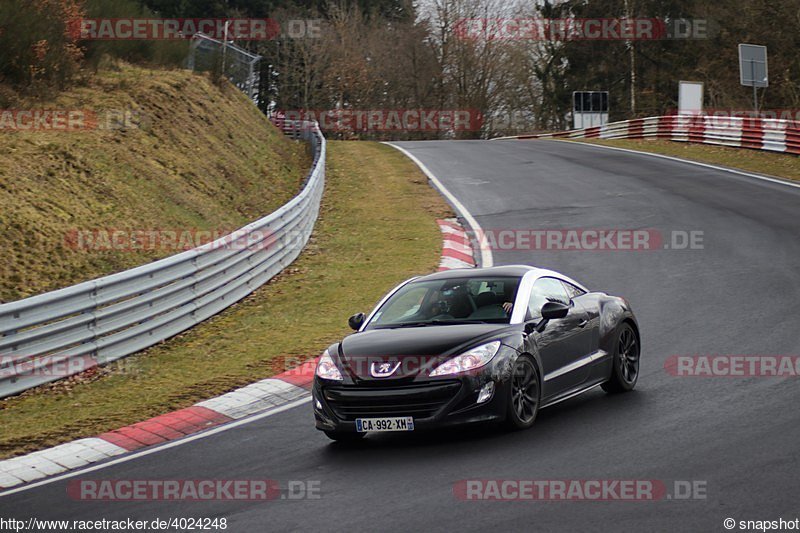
(506, 115, 800, 155)
(0, 121, 325, 398)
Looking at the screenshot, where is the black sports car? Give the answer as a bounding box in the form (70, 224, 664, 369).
(313, 265, 640, 441)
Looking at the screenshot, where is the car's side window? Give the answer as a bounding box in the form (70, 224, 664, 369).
(527, 277, 571, 319)
(562, 281, 586, 299)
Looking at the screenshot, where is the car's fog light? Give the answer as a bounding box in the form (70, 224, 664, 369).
(477, 382, 495, 404)
(315, 398, 322, 409)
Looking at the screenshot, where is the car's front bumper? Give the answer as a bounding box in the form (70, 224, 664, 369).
(313, 372, 510, 433)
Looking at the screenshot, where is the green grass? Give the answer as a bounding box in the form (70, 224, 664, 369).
(0, 62, 310, 302)
(570, 138, 800, 181)
(0, 141, 453, 459)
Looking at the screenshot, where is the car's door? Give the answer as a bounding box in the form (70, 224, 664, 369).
(526, 277, 593, 396)
(561, 280, 600, 350)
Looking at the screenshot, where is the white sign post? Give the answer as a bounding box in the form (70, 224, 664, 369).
(678, 81, 704, 115)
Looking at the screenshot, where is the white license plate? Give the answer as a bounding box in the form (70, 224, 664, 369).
(355, 416, 414, 433)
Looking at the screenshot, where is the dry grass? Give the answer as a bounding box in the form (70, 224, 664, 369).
(0, 63, 310, 302)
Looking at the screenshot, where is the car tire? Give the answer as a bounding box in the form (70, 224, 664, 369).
(324, 430, 366, 442)
(602, 323, 640, 393)
(504, 355, 540, 430)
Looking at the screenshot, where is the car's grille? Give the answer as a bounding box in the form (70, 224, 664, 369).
(323, 381, 462, 420)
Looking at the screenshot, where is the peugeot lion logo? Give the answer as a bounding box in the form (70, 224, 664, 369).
(370, 361, 400, 378)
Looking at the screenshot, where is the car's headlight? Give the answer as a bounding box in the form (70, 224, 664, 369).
(316, 349, 343, 381)
(430, 341, 501, 377)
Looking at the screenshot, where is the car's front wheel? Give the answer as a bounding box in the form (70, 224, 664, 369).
(602, 323, 640, 393)
(505, 355, 540, 430)
(324, 430, 366, 442)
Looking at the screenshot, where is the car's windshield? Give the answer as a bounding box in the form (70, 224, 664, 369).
(368, 276, 521, 328)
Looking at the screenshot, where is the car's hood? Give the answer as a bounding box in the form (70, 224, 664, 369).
(337, 324, 511, 381)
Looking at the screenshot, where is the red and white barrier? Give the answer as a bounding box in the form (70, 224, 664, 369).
(509, 115, 800, 156)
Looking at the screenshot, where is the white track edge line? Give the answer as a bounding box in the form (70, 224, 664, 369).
(383, 142, 493, 267)
(0, 396, 311, 497)
(548, 139, 800, 190)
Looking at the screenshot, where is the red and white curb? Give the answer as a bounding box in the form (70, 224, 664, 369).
(0, 223, 476, 489)
(438, 219, 476, 271)
(0, 362, 316, 489)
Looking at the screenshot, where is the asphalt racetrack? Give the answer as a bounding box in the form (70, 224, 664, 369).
(3, 139, 800, 532)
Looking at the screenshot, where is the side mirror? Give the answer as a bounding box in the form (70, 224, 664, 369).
(348, 312, 366, 331)
(541, 301, 570, 320)
(525, 301, 571, 334)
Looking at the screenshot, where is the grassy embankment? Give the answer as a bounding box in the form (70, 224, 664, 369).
(0, 63, 310, 302)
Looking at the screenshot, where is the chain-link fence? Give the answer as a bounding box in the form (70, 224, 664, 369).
(188, 33, 261, 103)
